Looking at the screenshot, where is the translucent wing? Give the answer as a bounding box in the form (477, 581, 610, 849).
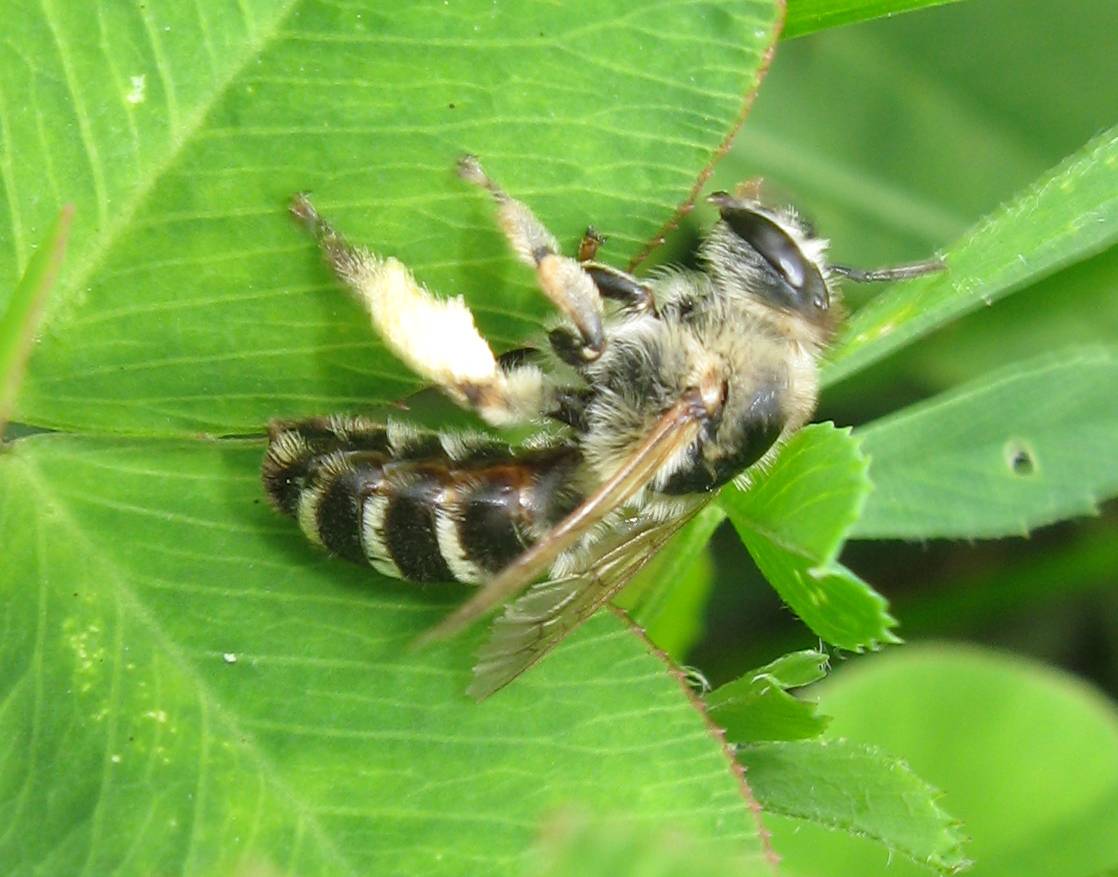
(414, 390, 707, 650)
(469, 499, 708, 700)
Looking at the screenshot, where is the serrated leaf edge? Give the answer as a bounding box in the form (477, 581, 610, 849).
(740, 738, 973, 875)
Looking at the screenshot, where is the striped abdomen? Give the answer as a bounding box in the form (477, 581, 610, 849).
(262, 416, 583, 583)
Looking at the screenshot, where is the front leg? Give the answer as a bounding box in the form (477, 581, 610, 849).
(291, 194, 549, 427)
(581, 261, 656, 315)
(458, 155, 606, 361)
(577, 226, 606, 262)
(577, 216, 656, 315)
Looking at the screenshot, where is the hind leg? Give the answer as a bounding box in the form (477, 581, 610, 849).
(291, 194, 550, 427)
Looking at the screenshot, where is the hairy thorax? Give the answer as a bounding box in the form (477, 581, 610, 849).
(579, 284, 822, 495)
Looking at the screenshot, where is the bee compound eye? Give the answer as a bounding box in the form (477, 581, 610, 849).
(716, 202, 829, 314)
(777, 250, 806, 289)
(719, 206, 808, 289)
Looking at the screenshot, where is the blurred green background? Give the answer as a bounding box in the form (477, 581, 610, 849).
(670, 0, 1118, 697)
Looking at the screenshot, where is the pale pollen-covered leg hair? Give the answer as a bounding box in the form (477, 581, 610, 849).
(290, 193, 548, 427)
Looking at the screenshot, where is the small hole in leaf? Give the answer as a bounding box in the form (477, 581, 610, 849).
(1004, 440, 1037, 476)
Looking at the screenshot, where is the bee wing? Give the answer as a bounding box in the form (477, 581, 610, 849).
(469, 502, 707, 700)
(414, 390, 707, 650)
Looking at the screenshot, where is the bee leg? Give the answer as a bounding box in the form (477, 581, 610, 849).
(547, 327, 588, 368)
(578, 226, 606, 262)
(575, 222, 654, 314)
(581, 262, 657, 315)
(291, 193, 551, 427)
(831, 257, 945, 283)
(458, 155, 606, 362)
(549, 388, 593, 432)
(575, 226, 657, 315)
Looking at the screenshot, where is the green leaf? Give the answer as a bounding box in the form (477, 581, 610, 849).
(615, 504, 726, 661)
(0, 205, 72, 433)
(900, 246, 1118, 393)
(822, 125, 1118, 388)
(6, 0, 782, 436)
(782, 0, 967, 40)
(523, 811, 775, 877)
(706, 650, 831, 743)
(739, 739, 969, 875)
(764, 645, 1118, 877)
(0, 435, 769, 875)
(852, 348, 1118, 539)
(720, 423, 897, 651)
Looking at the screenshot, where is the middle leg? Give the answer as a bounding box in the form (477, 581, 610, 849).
(458, 155, 607, 362)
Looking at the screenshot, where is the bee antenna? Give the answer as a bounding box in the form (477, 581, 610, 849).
(831, 257, 946, 283)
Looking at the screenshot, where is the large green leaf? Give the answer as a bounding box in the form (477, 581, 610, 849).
(739, 739, 969, 875)
(765, 645, 1118, 877)
(6, 0, 781, 436)
(720, 423, 897, 651)
(0, 4, 794, 872)
(0, 435, 771, 875)
(853, 348, 1118, 539)
(524, 812, 774, 877)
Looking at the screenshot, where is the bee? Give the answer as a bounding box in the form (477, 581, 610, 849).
(263, 157, 942, 699)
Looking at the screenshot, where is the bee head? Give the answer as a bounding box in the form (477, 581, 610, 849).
(706, 193, 833, 325)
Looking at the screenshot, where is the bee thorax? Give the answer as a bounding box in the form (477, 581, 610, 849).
(578, 301, 817, 496)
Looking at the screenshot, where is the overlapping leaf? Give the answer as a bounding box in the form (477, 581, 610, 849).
(782, 0, 966, 40)
(706, 650, 831, 744)
(739, 739, 970, 875)
(854, 348, 1118, 539)
(720, 423, 898, 651)
(765, 646, 1118, 877)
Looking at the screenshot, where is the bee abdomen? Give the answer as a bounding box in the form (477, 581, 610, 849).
(263, 416, 583, 584)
